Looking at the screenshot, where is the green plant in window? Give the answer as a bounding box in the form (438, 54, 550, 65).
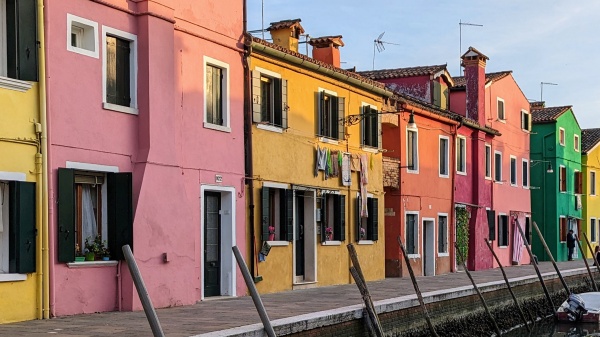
(455, 207, 470, 265)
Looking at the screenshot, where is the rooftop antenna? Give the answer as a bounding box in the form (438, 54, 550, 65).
(540, 82, 558, 102)
(459, 20, 483, 75)
(372, 32, 400, 70)
(261, 0, 264, 40)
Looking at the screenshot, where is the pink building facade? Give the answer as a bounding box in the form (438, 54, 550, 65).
(45, 0, 246, 316)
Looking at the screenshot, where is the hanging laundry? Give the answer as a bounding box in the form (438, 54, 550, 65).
(369, 153, 374, 170)
(327, 149, 333, 177)
(315, 145, 327, 177)
(360, 154, 369, 185)
(360, 154, 369, 218)
(351, 154, 361, 172)
(342, 152, 351, 186)
(331, 151, 339, 177)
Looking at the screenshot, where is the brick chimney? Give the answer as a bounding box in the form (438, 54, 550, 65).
(267, 19, 305, 53)
(308, 36, 344, 68)
(530, 101, 545, 110)
(461, 47, 489, 126)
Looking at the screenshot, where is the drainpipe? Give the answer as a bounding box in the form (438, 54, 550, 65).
(450, 121, 461, 272)
(37, 0, 50, 319)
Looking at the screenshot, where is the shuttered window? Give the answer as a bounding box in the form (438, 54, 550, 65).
(407, 129, 418, 171)
(321, 194, 346, 242)
(457, 136, 466, 174)
(361, 105, 378, 148)
(206, 65, 223, 126)
(559, 166, 567, 192)
(356, 197, 379, 241)
(3, 0, 38, 80)
(261, 187, 293, 242)
(497, 98, 505, 120)
(438, 215, 448, 254)
(406, 213, 418, 255)
(317, 92, 345, 140)
(574, 171, 582, 194)
(251, 71, 288, 128)
(106, 36, 131, 107)
(487, 209, 496, 241)
(498, 215, 508, 247)
(494, 152, 502, 182)
(510, 157, 517, 185)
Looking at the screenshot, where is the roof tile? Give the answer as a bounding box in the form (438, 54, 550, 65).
(452, 71, 512, 88)
(582, 128, 600, 154)
(357, 65, 448, 80)
(530, 106, 572, 123)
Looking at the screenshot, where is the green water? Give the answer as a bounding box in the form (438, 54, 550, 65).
(506, 321, 600, 336)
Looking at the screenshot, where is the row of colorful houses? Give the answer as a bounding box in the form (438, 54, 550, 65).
(2, 0, 600, 324)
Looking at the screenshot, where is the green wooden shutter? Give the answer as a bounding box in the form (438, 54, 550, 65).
(285, 189, 294, 242)
(356, 197, 361, 242)
(281, 79, 288, 129)
(367, 198, 378, 241)
(338, 97, 345, 141)
(107, 172, 133, 261)
(334, 195, 345, 241)
(8, 181, 36, 273)
(57, 168, 76, 262)
(261, 187, 270, 241)
(252, 70, 262, 123)
(116, 38, 131, 106)
(5, 0, 38, 81)
(321, 196, 327, 242)
(487, 210, 496, 241)
(330, 96, 339, 139)
(433, 82, 441, 107)
(273, 78, 282, 127)
(316, 91, 323, 136)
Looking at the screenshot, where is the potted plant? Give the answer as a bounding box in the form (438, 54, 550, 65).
(101, 245, 110, 261)
(84, 235, 103, 261)
(75, 243, 85, 262)
(325, 227, 333, 241)
(268, 225, 275, 241)
(360, 227, 366, 240)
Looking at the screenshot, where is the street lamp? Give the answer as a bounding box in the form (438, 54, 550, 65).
(531, 160, 553, 173)
(407, 111, 417, 129)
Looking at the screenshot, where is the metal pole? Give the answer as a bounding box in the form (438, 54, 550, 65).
(232, 246, 276, 337)
(483, 238, 530, 332)
(575, 237, 598, 291)
(514, 221, 556, 314)
(583, 233, 600, 275)
(122, 245, 165, 337)
(397, 237, 440, 337)
(531, 221, 570, 294)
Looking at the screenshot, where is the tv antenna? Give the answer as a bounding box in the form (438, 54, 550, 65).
(459, 20, 483, 75)
(372, 32, 400, 70)
(540, 82, 558, 102)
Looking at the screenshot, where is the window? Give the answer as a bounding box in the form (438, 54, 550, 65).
(497, 98, 505, 121)
(487, 209, 496, 241)
(494, 151, 502, 182)
(361, 104, 379, 148)
(0, 0, 37, 81)
(559, 128, 565, 146)
(574, 171, 582, 194)
(438, 215, 448, 254)
(498, 214, 508, 247)
(439, 136, 449, 177)
(356, 197, 379, 241)
(521, 110, 531, 131)
(510, 156, 517, 186)
(522, 159, 529, 188)
(591, 218, 597, 243)
(261, 187, 293, 242)
(591, 171, 597, 196)
(317, 90, 345, 140)
(456, 136, 466, 174)
(405, 212, 419, 255)
(57, 168, 133, 262)
(574, 134, 580, 152)
(407, 129, 418, 172)
(66, 14, 98, 58)
(0, 180, 36, 274)
(485, 144, 491, 179)
(524, 217, 531, 245)
(102, 26, 137, 114)
(559, 217, 567, 242)
(204, 57, 230, 131)
(559, 166, 567, 192)
(252, 68, 288, 129)
(320, 194, 346, 242)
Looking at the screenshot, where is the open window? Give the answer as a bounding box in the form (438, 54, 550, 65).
(361, 104, 379, 148)
(252, 68, 287, 129)
(320, 194, 345, 242)
(102, 26, 137, 114)
(356, 197, 378, 242)
(261, 187, 293, 242)
(317, 90, 345, 140)
(457, 136, 466, 174)
(498, 214, 508, 247)
(405, 212, 419, 256)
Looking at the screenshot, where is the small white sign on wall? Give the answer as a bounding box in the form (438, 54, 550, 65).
(215, 175, 223, 183)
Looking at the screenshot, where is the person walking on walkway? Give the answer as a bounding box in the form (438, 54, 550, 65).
(567, 230, 576, 261)
(594, 246, 600, 266)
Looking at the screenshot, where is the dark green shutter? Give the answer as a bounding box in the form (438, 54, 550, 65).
(487, 210, 496, 241)
(360, 106, 367, 146)
(356, 197, 361, 242)
(285, 189, 294, 242)
(106, 36, 117, 104)
(57, 168, 76, 262)
(261, 187, 270, 241)
(331, 96, 339, 139)
(317, 91, 323, 136)
(320, 196, 327, 242)
(433, 82, 441, 107)
(107, 173, 133, 261)
(338, 97, 345, 140)
(407, 215, 415, 254)
(6, 0, 38, 81)
(8, 181, 36, 273)
(273, 78, 282, 127)
(252, 70, 262, 123)
(334, 195, 345, 241)
(367, 198, 378, 241)
(116, 38, 131, 106)
(281, 79, 288, 129)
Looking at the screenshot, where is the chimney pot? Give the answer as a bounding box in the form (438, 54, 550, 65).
(308, 35, 344, 68)
(267, 18, 305, 53)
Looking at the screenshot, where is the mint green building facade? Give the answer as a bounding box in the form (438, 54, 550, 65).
(530, 104, 582, 262)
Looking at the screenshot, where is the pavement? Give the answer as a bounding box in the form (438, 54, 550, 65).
(0, 259, 594, 337)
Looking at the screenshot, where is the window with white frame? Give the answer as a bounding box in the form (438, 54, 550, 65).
(497, 98, 505, 121)
(439, 136, 449, 177)
(438, 214, 448, 254)
(559, 166, 567, 192)
(102, 26, 137, 114)
(317, 89, 344, 140)
(406, 128, 418, 172)
(521, 110, 531, 131)
(252, 68, 288, 129)
(494, 151, 502, 182)
(0, 0, 38, 82)
(574, 134, 580, 152)
(485, 144, 492, 179)
(405, 212, 419, 256)
(591, 218, 597, 243)
(591, 171, 596, 196)
(66, 14, 98, 58)
(498, 214, 508, 247)
(204, 57, 230, 131)
(559, 128, 565, 146)
(457, 136, 466, 174)
(510, 156, 517, 186)
(522, 159, 529, 188)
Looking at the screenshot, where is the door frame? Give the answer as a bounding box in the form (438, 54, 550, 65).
(292, 186, 317, 284)
(422, 217, 436, 276)
(200, 185, 237, 299)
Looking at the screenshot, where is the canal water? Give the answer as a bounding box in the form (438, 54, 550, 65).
(505, 320, 600, 336)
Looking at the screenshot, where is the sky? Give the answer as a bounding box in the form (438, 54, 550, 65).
(247, 1, 600, 129)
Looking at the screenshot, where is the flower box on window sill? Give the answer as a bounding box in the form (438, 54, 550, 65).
(67, 260, 118, 268)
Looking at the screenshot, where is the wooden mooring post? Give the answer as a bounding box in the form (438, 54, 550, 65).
(454, 242, 502, 337)
(514, 220, 556, 314)
(583, 233, 600, 276)
(531, 221, 570, 295)
(483, 238, 530, 332)
(575, 235, 598, 291)
(347, 244, 384, 337)
(397, 236, 439, 337)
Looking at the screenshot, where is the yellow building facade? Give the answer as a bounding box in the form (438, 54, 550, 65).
(582, 129, 600, 257)
(246, 20, 391, 294)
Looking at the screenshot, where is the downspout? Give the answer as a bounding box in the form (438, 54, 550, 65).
(35, 152, 42, 319)
(450, 120, 462, 272)
(37, 0, 50, 319)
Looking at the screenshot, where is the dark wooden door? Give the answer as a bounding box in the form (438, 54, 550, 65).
(295, 192, 304, 277)
(204, 192, 221, 297)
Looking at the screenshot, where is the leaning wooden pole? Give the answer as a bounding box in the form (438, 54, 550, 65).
(531, 221, 570, 294)
(454, 243, 502, 337)
(514, 220, 556, 314)
(483, 238, 530, 332)
(397, 236, 440, 337)
(575, 237, 598, 291)
(347, 244, 384, 337)
(583, 233, 600, 276)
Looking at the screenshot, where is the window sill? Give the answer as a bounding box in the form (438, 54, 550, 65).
(67, 45, 99, 59)
(357, 240, 374, 245)
(439, 174, 449, 179)
(0, 76, 33, 92)
(266, 241, 289, 247)
(511, 183, 518, 187)
(322, 240, 341, 246)
(497, 119, 506, 124)
(457, 171, 467, 176)
(498, 246, 508, 249)
(407, 254, 421, 259)
(203, 122, 231, 133)
(0, 274, 27, 282)
(256, 123, 283, 133)
(361, 146, 379, 154)
(438, 253, 450, 257)
(318, 137, 339, 145)
(494, 181, 504, 184)
(523, 186, 529, 190)
(406, 169, 419, 174)
(485, 176, 492, 180)
(103, 102, 139, 115)
(67, 261, 118, 268)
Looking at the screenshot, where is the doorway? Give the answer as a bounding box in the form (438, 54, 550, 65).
(295, 191, 305, 277)
(204, 192, 221, 297)
(293, 188, 316, 285)
(423, 218, 435, 276)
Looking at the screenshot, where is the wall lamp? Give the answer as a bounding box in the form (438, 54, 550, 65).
(407, 111, 417, 129)
(530, 160, 553, 173)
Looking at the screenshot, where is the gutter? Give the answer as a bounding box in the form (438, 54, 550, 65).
(462, 119, 501, 136)
(250, 41, 393, 98)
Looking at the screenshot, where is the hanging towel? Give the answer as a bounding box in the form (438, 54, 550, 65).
(351, 154, 361, 172)
(316, 145, 327, 177)
(360, 154, 369, 185)
(512, 216, 525, 265)
(331, 151, 339, 177)
(338, 151, 343, 167)
(342, 152, 351, 186)
(327, 149, 333, 177)
(360, 154, 369, 218)
(369, 153, 374, 170)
